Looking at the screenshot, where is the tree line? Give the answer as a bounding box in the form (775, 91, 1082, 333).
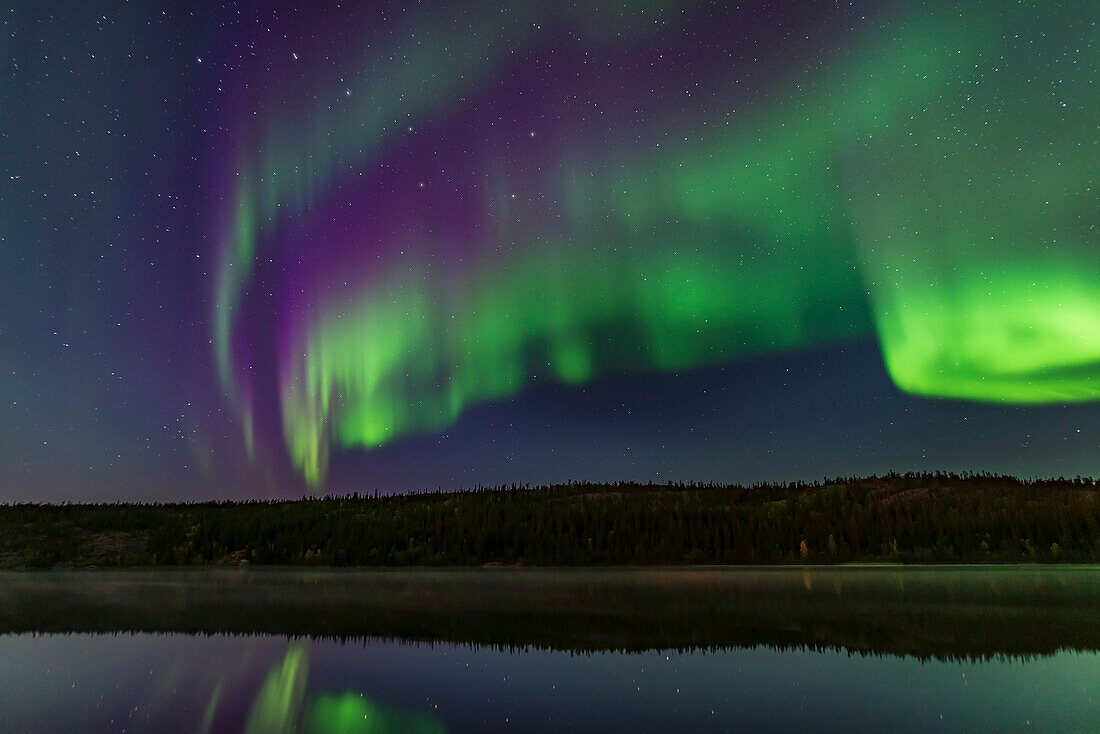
(2, 472, 1099, 567)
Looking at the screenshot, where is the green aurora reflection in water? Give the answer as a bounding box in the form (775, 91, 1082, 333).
(241, 644, 446, 734)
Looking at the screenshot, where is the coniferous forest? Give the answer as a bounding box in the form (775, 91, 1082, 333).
(2, 472, 1099, 568)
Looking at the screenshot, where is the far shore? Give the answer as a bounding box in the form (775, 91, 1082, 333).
(3, 473, 1098, 568)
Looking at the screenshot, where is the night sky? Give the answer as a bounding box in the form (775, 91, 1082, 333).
(2, 0, 1097, 502)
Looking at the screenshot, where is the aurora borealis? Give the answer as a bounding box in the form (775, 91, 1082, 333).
(3, 0, 1097, 499)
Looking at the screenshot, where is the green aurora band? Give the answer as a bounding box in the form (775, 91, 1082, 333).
(216, 1, 1099, 486)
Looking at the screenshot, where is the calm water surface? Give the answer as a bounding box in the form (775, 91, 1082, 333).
(0, 567, 1097, 733)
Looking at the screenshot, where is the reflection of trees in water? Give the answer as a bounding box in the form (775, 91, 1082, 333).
(3, 567, 1100, 663)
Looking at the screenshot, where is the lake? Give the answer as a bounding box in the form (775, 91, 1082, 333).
(0, 566, 1097, 733)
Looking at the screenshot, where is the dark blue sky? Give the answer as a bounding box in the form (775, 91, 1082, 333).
(2, 0, 1097, 501)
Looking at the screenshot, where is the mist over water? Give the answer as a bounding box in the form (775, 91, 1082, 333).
(2, 567, 1098, 733)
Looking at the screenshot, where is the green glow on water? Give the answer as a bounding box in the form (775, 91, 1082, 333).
(197, 681, 222, 734)
(307, 692, 447, 734)
(244, 644, 308, 734)
(237, 644, 447, 734)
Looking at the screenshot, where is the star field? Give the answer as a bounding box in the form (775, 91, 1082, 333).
(2, 0, 1097, 500)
